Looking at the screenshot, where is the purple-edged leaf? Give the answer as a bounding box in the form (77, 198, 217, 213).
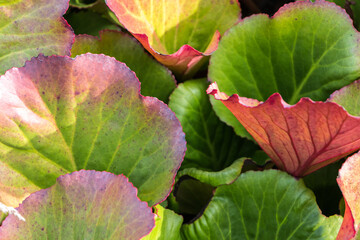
(71, 30, 176, 102)
(0, 53, 185, 207)
(0, 170, 155, 240)
(337, 151, 360, 239)
(0, 0, 74, 74)
(105, 0, 240, 77)
(208, 82, 360, 177)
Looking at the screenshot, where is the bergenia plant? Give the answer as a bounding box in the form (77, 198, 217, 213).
(1, 0, 360, 239)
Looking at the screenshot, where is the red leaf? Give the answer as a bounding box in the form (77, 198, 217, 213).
(207, 82, 360, 177)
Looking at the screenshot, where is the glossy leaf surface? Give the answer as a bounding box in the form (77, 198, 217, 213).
(208, 83, 360, 176)
(209, 0, 360, 137)
(0, 0, 74, 74)
(337, 151, 360, 239)
(105, 0, 240, 76)
(169, 79, 257, 171)
(0, 53, 185, 207)
(182, 170, 342, 239)
(0, 170, 155, 240)
(71, 30, 176, 102)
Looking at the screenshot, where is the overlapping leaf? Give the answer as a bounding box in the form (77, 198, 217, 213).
(71, 30, 176, 102)
(0, 53, 185, 207)
(208, 83, 360, 177)
(105, 0, 241, 77)
(0, 170, 155, 240)
(337, 151, 360, 239)
(209, 0, 360, 138)
(181, 170, 342, 239)
(0, 0, 74, 74)
(169, 79, 257, 171)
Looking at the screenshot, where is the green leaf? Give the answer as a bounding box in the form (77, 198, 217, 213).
(168, 79, 258, 171)
(142, 205, 183, 240)
(177, 158, 245, 187)
(0, 53, 185, 207)
(105, 0, 240, 77)
(65, 10, 119, 36)
(209, 1, 360, 137)
(71, 30, 176, 102)
(0, 170, 155, 240)
(0, 0, 74, 74)
(182, 170, 341, 239)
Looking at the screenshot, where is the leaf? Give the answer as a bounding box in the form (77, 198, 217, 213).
(208, 0, 360, 138)
(168, 79, 258, 171)
(177, 158, 245, 187)
(0, 53, 186, 207)
(329, 79, 360, 116)
(208, 82, 360, 177)
(142, 205, 183, 240)
(0, 170, 155, 240)
(0, 0, 74, 74)
(71, 30, 176, 102)
(105, 0, 240, 77)
(181, 170, 341, 239)
(337, 151, 360, 239)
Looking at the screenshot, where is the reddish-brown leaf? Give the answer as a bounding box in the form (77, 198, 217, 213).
(208, 82, 360, 177)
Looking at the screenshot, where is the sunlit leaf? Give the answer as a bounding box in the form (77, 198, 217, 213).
(208, 82, 360, 176)
(105, 0, 240, 77)
(0, 170, 155, 240)
(0, 0, 74, 74)
(0, 53, 185, 207)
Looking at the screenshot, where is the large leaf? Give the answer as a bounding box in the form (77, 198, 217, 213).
(0, 53, 186, 207)
(182, 170, 342, 239)
(169, 79, 258, 171)
(71, 30, 176, 102)
(337, 151, 360, 239)
(208, 0, 360, 138)
(0, 0, 74, 74)
(208, 83, 360, 177)
(105, 0, 240, 77)
(0, 170, 155, 240)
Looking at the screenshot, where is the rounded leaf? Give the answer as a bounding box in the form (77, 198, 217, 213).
(0, 170, 155, 240)
(0, 53, 186, 207)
